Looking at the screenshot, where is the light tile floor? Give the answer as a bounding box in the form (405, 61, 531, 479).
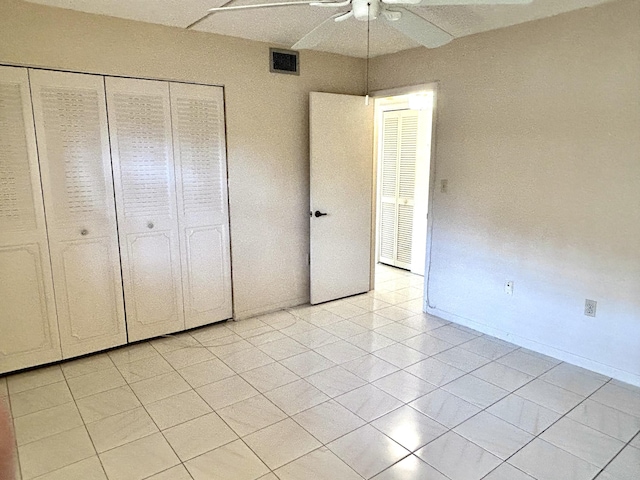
(1, 264, 640, 479)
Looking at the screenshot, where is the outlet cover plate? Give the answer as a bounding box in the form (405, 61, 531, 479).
(505, 281, 514, 296)
(584, 299, 597, 317)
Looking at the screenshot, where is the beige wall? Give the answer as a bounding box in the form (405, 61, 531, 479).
(371, 0, 640, 384)
(0, 0, 365, 319)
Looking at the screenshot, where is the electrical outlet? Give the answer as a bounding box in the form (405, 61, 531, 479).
(505, 281, 513, 296)
(584, 299, 597, 317)
(440, 179, 448, 193)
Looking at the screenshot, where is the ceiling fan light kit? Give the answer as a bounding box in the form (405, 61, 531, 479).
(194, 0, 534, 53)
(352, 0, 380, 21)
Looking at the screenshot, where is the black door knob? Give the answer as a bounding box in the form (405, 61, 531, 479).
(314, 211, 328, 217)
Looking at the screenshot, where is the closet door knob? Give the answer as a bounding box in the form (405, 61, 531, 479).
(80, 229, 89, 236)
(147, 222, 154, 229)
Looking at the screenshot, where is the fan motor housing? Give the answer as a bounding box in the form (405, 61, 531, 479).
(353, 0, 381, 20)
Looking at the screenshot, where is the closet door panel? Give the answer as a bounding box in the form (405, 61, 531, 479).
(30, 69, 126, 358)
(0, 66, 61, 373)
(129, 232, 180, 325)
(170, 83, 232, 329)
(59, 241, 120, 341)
(106, 77, 184, 341)
(379, 111, 399, 266)
(0, 246, 54, 362)
(395, 112, 418, 269)
(184, 226, 227, 316)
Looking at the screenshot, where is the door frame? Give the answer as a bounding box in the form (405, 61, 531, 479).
(369, 83, 439, 313)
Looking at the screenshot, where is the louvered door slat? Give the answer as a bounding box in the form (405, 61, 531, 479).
(379, 202, 396, 263)
(396, 203, 414, 268)
(0, 66, 61, 374)
(381, 115, 399, 199)
(170, 82, 232, 329)
(0, 86, 37, 232)
(398, 114, 418, 200)
(30, 69, 126, 358)
(379, 112, 399, 266)
(106, 77, 185, 341)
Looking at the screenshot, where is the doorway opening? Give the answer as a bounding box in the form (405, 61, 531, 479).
(372, 88, 435, 299)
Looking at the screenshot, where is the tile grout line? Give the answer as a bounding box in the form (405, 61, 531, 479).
(202, 269, 636, 480)
(148, 329, 298, 480)
(179, 278, 422, 478)
(132, 297, 568, 479)
(479, 378, 618, 480)
(577, 380, 640, 480)
(121, 340, 213, 480)
(7, 268, 639, 480)
(223, 313, 487, 478)
(55, 370, 110, 480)
(198, 282, 448, 475)
(371, 342, 602, 479)
(3, 272, 404, 462)
(65, 357, 132, 480)
(379, 341, 549, 478)
(4, 383, 21, 480)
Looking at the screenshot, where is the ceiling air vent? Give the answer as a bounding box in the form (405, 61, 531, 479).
(270, 48, 299, 75)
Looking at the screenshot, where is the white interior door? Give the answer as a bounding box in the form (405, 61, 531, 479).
(0, 66, 61, 373)
(170, 82, 232, 329)
(106, 77, 185, 341)
(30, 69, 127, 358)
(410, 101, 432, 276)
(309, 92, 373, 305)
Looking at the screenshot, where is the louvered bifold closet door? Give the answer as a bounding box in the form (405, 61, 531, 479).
(378, 109, 418, 269)
(170, 83, 232, 329)
(29, 70, 126, 358)
(0, 66, 62, 374)
(105, 77, 185, 341)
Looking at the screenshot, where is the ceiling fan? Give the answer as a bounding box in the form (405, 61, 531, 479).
(188, 0, 533, 50)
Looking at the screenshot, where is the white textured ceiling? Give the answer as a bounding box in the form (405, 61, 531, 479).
(23, 0, 615, 57)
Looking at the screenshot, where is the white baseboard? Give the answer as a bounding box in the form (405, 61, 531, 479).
(427, 307, 640, 389)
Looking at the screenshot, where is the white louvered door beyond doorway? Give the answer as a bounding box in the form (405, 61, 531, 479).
(30, 70, 127, 358)
(0, 66, 62, 373)
(379, 109, 419, 270)
(170, 82, 232, 329)
(106, 77, 185, 341)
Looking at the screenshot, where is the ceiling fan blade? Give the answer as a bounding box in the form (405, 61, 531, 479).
(188, 0, 340, 28)
(207, 0, 334, 13)
(292, 13, 346, 49)
(383, 0, 532, 5)
(383, 8, 453, 48)
(334, 10, 354, 21)
(310, 0, 351, 7)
